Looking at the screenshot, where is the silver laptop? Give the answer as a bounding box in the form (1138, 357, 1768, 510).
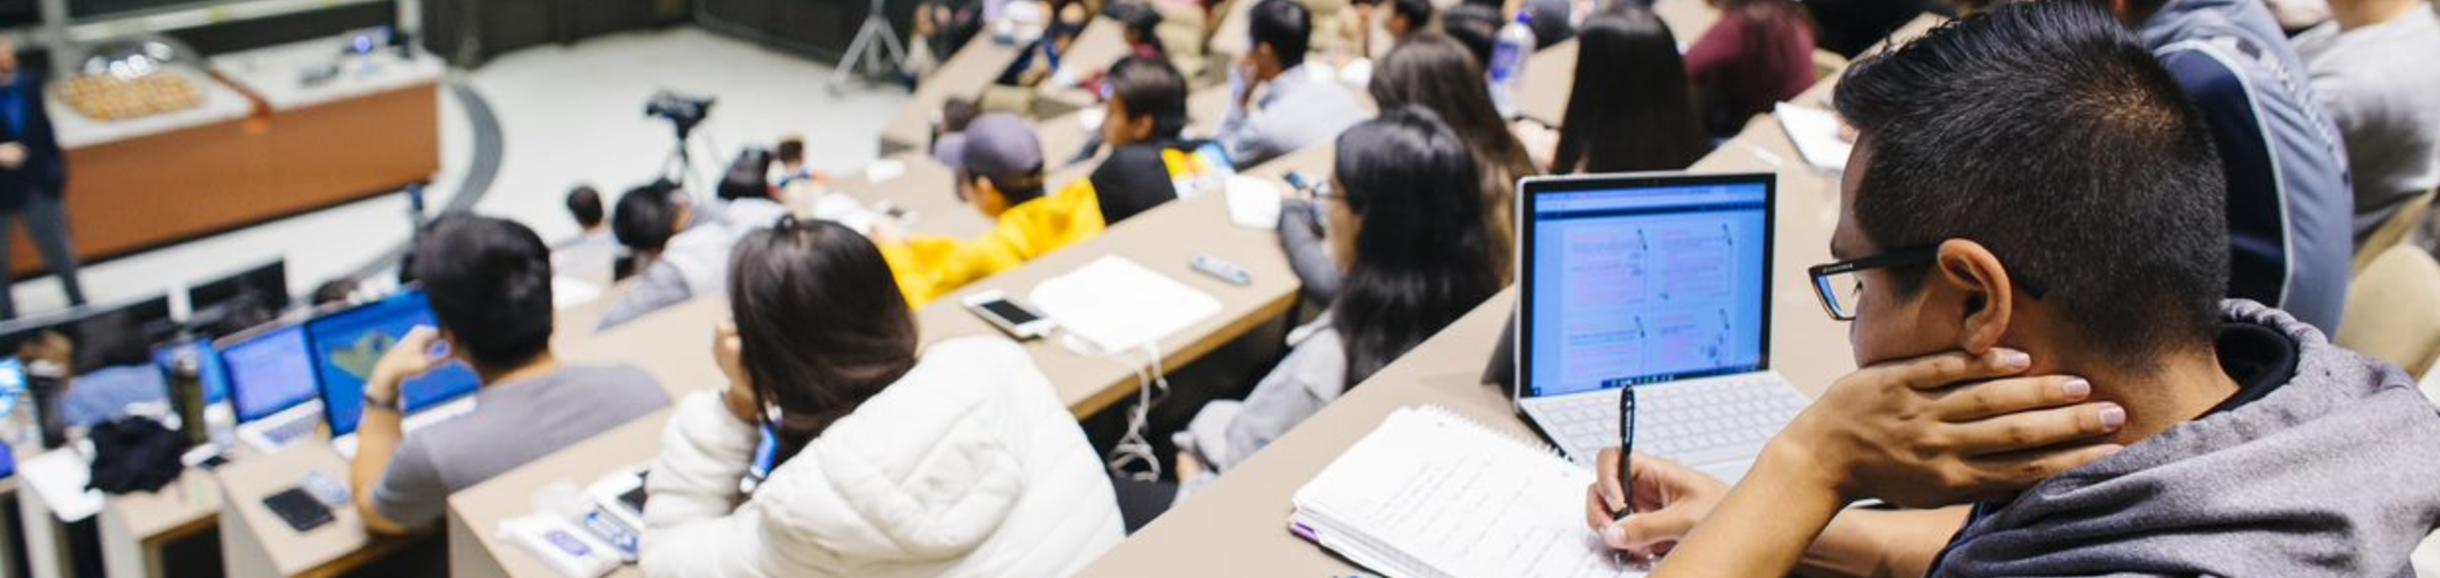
(218, 323, 328, 454)
(1513, 172, 1811, 483)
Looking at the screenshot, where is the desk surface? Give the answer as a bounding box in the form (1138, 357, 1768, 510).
(214, 442, 411, 578)
(1076, 87, 1862, 577)
(48, 67, 255, 150)
(883, 40, 1026, 154)
(824, 151, 999, 240)
(447, 409, 669, 578)
(210, 41, 446, 112)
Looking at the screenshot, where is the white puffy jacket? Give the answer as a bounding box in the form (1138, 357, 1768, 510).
(640, 337, 1125, 578)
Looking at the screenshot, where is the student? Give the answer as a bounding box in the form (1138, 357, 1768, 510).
(2292, 0, 2440, 244)
(2110, 0, 2352, 335)
(1110, 0, 1168, 60)
(1581, 5, 2440, 575)
(1549, 4, 1709, 174)
(352, 215, 669, 535)
(1177, 107, 1502, 484)
(881, 110, 1208, 306)
(771, 137, 829, 192)
(599, 179, 789, 329)
(640, 219, 1122, 577)
(931, 97, 983, 161)
(58, 313, 165, 428)
(1388, 0, 1433, 40)
(1086, 56, 1206, 221)
(1685, 0, 1817, 136)
(1342, 0, 1433, 60)
(1366, 34, 1534, 271)
(1216, 0, 1367, 167)
(554, 185, 621, 287)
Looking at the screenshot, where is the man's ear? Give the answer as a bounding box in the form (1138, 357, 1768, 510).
(1932, 238, 2014, 355)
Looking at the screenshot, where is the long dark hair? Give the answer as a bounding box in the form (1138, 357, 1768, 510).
(1331, 107, 1503, 388)
(1555, 5, 1709, 174)
(726, 219, 920, 465)
(1368, 33, 1536, 276)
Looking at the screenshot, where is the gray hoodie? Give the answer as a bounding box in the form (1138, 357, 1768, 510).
(1934, 300, 2440, 577)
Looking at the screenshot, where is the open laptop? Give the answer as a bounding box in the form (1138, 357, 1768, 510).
(1514, 172, 1811, 483)
(218, 323, 327, 453)
(306, 290, 481, 459)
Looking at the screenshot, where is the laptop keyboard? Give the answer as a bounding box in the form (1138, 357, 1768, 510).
(1545, 375, 1809, 470)
(263, 416, 319, 445)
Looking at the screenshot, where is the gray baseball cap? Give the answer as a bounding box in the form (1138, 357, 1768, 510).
(936, 113, 1043, 179)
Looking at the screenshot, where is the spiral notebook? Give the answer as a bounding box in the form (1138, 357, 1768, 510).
(1291, 406, 1647, 578)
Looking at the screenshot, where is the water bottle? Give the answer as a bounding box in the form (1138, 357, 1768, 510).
(1490, 12, 1537, 118)
(167, 348, 208, 448)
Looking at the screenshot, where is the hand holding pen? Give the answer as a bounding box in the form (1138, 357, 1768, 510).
(1587, 388, 1734, 563)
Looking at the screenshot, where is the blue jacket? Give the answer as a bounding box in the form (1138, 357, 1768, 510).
(2142, 0, 2354, 335)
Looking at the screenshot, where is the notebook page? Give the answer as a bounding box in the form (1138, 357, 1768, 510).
(1296, 407, 1646, 578)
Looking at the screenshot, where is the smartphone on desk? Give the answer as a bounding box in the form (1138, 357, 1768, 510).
(262, 487, 335, 533)
(962, 290, 1055, 340)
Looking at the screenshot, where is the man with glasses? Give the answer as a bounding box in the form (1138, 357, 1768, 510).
(1580, 3, 2440, 576)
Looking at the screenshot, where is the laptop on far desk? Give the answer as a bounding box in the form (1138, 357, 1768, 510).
(219, 323, 328, 454)
(1513, 171, 1811, 483)
(306, 290, 481, 459)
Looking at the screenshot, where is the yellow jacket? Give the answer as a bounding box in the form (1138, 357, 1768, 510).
(879, 147, 1216, 308)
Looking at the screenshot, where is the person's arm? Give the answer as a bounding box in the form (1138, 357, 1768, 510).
(1218, 59, 1271, 164)
(1277, 198, 1342, 306)
(350, 327, 448, 536)
(598, 264, 694, 331)
(1643, 350, 2125, 578)
(1208, 335, 1341, 471)
(639, 325, 772, 577)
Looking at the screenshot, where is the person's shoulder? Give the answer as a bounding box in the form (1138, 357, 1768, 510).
(923, 335, 1033, 367)
(546, 363, 671, 402)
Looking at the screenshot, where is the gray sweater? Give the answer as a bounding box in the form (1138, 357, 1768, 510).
(1934, 300, 2440, 577)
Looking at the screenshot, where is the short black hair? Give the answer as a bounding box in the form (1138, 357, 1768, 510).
(1391, 0, 1433, 30)
(1439, 3, 1501, 68)
(310, 279, 358, 306)
(775, 137, 805, 164)
(1249, 0, 1312, 70)
(1108, 56, 1189, 142)
(1834, 0, 2226, 369)
(611, 181, 682, 253)
(941, 98, 981, 133)
(718, 147, 774, 201)
(410, 215, 556, 371)
(565, 185, 604, 229)
(1112, 0, 1166, 53)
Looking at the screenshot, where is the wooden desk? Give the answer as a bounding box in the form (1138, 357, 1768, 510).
(1036, 18, 1132, 118)
(15, 42, 444, 278)
(96, 469, 219, 578)
(822, 152, 998, 240)
(215, 443, 416, 578)
(1076, 99, 1861, 576)
(882, 40, 1027, 156)
(446, 411, 668, 578)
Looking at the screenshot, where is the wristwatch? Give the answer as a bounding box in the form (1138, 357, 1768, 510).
(362, 390, 401, 413)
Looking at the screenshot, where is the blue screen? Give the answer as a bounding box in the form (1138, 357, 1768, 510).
(221, 326, 319, 423)
(153, 341, 230, 406)
(0, 358, 23, 423)
(306, 291, 480, 437)
(1527, 182, 1771, 398)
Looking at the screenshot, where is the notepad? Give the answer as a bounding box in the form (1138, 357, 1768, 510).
(1292, 406, 1646, 578)
(1029, 256, 1223, 353)
(1776, 103, 1853, 173)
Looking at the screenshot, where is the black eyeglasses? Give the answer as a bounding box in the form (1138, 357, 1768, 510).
(1807, 246, 2046, 321)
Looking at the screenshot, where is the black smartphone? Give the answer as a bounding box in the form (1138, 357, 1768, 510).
(263, 487, 335, 533)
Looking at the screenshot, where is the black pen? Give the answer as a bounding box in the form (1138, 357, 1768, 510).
(1614, 386, 1637, 522)
(1611, 387, 1637, 567)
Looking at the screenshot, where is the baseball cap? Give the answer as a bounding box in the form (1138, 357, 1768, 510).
(936, 113, 1043, 179)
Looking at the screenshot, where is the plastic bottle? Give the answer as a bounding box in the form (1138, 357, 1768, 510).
(1489, 11, 1537, 118)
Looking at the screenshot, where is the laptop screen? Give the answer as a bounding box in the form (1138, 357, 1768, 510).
(1524, 175, 1773, 398)
(221, 325, 319, 423)
(153, 340, 231, 406)
(307, 291, 482, 438)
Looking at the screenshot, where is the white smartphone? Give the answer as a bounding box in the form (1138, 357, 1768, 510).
(586, 467, 649, 531)
(962, 289, 1056, 340)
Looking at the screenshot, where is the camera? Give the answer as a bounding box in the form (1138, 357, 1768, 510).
(645, 91, 715, 137)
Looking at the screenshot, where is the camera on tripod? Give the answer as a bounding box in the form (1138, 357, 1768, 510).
(645, 91, 715, 138)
